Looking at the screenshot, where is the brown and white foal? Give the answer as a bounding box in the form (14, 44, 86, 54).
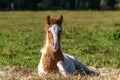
(38, 15, 99, 76)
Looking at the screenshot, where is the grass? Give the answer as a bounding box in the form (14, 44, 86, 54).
(0, 11, 120, 79)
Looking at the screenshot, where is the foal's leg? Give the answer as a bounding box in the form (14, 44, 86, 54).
(72, 59, 100, 76)
(64, 53, 95, 75)
(57, 61, 68, 76)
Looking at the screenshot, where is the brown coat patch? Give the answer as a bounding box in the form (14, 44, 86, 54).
(42, 46, 64, 73)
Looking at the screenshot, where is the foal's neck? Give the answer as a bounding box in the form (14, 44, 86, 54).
(41, 34, 62, 54)
(41, 35, 64, 72)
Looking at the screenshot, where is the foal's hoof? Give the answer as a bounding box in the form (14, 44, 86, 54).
(88, 71, 100, 76)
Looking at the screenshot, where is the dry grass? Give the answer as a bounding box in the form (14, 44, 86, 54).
(0, 66, 120, 80)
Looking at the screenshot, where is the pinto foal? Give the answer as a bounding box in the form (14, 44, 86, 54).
(38, 15, 99, 76)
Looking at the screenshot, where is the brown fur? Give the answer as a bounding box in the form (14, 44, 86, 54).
(41, 15, 64, 73)
(42, 47, 64, 73)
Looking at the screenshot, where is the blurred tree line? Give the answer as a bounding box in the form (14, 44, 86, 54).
(0, 0, 120, 10)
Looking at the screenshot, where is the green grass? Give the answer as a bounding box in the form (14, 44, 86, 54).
(0, 11, 120, 70)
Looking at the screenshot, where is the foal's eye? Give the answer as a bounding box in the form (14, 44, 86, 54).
(59, 31, 61, 33)
(59, 30, 62, 33)
(48, 30, 51, 33)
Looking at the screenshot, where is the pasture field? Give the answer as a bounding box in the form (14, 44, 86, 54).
(0, 11, 120, 79)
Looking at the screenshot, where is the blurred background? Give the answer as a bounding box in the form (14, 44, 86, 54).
(0, 0, 120, 11)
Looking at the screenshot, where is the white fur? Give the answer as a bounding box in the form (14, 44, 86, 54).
(56, 53, 88, 76)
(57, 61, 68, 76)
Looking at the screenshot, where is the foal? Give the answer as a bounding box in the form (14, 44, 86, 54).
(38, 15, 99, 76)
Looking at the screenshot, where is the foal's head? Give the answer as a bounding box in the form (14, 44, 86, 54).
(45, 15, 63, 51)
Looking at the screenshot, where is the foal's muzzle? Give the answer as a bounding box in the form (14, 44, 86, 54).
(53, 42, 60, 50)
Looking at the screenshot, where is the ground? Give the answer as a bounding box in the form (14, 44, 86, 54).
(0, 66, 120, 80)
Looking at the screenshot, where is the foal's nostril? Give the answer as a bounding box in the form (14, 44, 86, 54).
(54, 42, 59, 49)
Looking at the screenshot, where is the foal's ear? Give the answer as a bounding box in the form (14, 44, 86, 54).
(59, 15, 63, 24)
(46, 15, 51, 24)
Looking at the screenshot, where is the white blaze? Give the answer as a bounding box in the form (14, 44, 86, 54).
(48, 24, 61, 49)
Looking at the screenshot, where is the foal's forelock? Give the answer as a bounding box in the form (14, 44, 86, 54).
(48, 24, 62, 50)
